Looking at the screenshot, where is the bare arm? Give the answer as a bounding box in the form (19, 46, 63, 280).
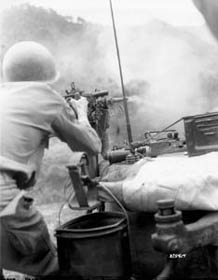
(51, 98, 102, 155)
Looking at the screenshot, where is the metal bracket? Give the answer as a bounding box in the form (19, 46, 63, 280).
(67, 165, 104, 213)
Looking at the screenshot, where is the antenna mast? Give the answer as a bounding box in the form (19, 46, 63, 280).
(109, 0, 133, 145)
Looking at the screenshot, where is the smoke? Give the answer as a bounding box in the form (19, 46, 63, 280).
(52, 23, 121, 95)
(96, 20, 218, 143)
(2, 5, 218, 144)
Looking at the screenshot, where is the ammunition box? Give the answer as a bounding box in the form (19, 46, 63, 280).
(184, 112, 218, 156)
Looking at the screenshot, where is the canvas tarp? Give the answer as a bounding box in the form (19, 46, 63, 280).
(99, 152, 218, 212)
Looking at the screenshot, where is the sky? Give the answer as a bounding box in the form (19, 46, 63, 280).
(0, 0, 205, 27)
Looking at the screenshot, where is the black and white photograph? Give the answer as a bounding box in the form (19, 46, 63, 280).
(1, 0, 218, 279)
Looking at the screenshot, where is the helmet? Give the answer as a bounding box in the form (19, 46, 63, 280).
(3, 41, 58, 82)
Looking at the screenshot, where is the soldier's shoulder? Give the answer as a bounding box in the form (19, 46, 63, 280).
(30, 82, 57, 93)
(28, 82, 64, 101)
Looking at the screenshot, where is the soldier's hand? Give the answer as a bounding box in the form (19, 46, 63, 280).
(70, 96, 89, 123)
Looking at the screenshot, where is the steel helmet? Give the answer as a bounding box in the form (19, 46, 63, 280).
(3, 41, 58, 82)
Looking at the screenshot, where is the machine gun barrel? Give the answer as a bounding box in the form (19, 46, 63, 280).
(64, 90, 127, 106)
(64, 93, 80, 99)
(83, 90, 109, 99)
(108, 97, 128, 105)
(131, 140, 147, 149)
(64, 90, 109, 100)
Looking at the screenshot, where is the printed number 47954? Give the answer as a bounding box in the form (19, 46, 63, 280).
(169, 254, 186, 259)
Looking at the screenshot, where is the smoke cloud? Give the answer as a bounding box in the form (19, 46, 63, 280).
(2, 5, 218, 145)
(98, 21, 218, 142)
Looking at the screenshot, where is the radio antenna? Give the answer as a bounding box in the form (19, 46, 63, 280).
(109, 0, 133, 146)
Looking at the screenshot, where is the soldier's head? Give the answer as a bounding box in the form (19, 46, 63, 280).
(2, 41, 58, 82)
(71, 82, 75, 89)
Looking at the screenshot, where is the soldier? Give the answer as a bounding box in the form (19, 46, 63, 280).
(65, 82, 82, 99)
(0, 41, 101, 278)
(65, 82, 76, 95)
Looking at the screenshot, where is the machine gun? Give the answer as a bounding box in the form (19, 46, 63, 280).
(64, 83, 126, 155)
(64, 84, 186, 164)
(64, 85, 107, 122)
(105, 128, 186, 164)
(64, 84, 125, 127)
